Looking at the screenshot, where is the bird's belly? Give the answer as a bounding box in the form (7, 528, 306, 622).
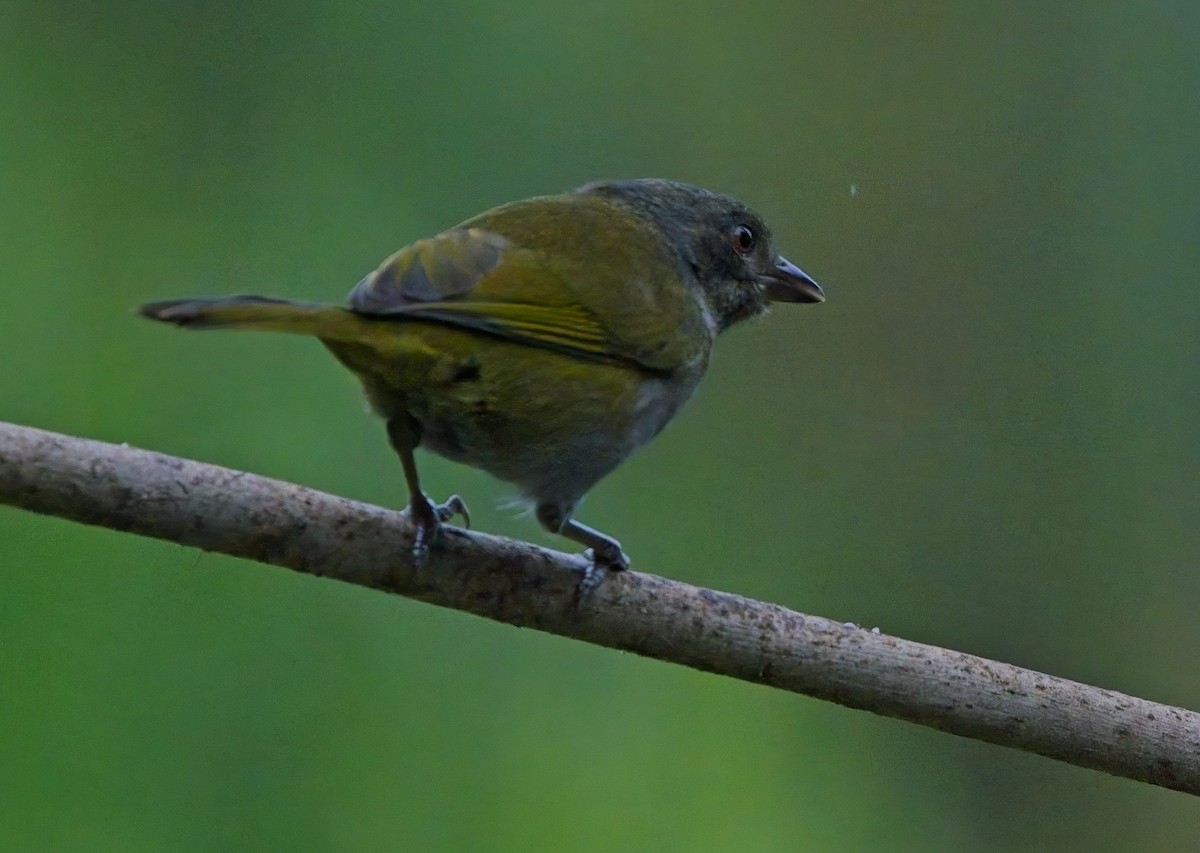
(410, 358, 697, 506)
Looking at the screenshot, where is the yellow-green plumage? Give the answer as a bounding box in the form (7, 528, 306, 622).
(140, 179, 823, 580)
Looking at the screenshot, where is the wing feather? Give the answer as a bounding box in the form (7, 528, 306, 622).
(346, 195, 712, 375)
(348, 227, 623, 365)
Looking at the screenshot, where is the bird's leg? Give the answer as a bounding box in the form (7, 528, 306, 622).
(536, 502, 629, 599)
(386, 416, 470, 559)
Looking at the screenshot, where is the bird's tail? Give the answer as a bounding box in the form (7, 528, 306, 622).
(139, 295, 369, 342)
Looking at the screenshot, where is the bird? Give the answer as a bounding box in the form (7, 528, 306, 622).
(140, 179, 823, 589)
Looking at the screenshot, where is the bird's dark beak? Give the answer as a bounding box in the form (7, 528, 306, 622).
(758, 257, 824, 303)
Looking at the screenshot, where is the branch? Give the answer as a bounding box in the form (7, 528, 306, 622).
(2, 420, 1197, 795)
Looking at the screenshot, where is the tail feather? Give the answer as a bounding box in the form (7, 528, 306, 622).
(139, 295, 364, 340)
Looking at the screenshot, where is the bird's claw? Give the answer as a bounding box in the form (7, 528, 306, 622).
(405, 494, 472, 562)
(434, 494, 470, 528)
(577, 561, 608, 602)
(574, 545, 630, 605)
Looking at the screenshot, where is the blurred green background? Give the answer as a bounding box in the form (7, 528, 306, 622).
(2, 1, 1198, 849)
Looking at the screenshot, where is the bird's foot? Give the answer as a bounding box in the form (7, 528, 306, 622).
(576, 542, 630, 604)
(406, 493, 471, 564)
(433, 494, 471, 528)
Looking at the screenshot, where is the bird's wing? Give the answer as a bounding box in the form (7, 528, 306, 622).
(348, 209, 700, 374)
(348, 227, 619, 364)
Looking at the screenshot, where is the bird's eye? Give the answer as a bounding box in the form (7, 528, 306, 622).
(731, 225, 756, 255)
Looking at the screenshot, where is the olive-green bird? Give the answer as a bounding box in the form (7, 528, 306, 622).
(141, 179, 823, 587)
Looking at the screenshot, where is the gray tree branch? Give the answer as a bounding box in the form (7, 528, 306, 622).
(1, 420, 1197, 795)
